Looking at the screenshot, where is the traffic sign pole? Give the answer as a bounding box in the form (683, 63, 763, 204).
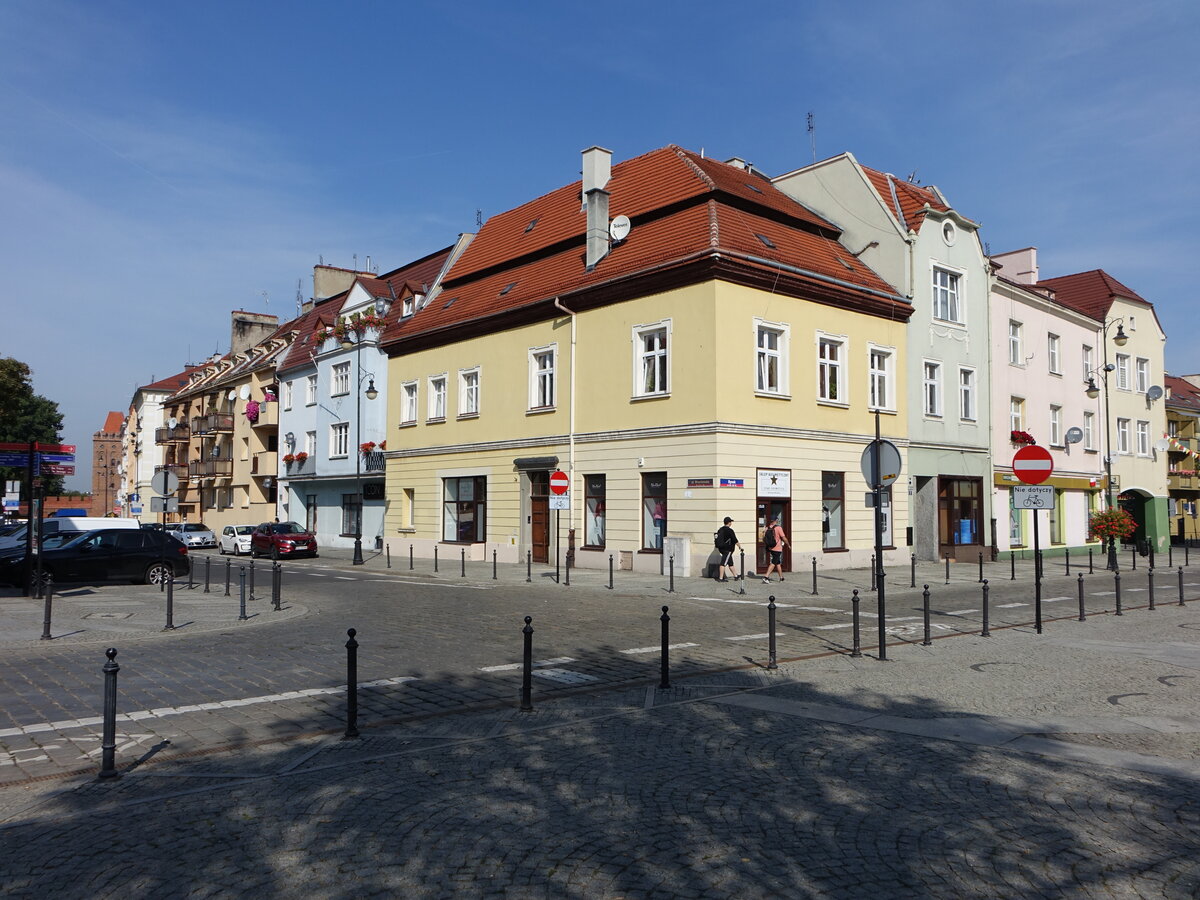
(1012, 446, 1054, 634)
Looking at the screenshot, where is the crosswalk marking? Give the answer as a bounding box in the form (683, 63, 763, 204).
(620, 643, 699, 655)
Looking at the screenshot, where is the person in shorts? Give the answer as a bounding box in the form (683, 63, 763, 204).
(762, 515, 789, 583)
(715, 516, 742, 582)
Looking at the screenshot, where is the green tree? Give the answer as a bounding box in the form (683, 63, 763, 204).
(0, 357, 66, 496)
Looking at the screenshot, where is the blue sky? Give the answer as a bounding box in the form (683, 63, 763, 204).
(2, 0, 1197, 491)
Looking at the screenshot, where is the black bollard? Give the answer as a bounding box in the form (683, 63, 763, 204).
(1148, 569, 1156, 610)
(922, 584, 932, 647)
(204, 556, 211, 593)
(272, 562, 281, 612)
(982, 579, 991, 637)
(850, 589, 862, 658)
(225, 558, 231, 596)
(1078, 573, 1086, 621)
(1089, 548, 1094, 575)
(98, 648, 120, 779)
(811, 556, 818, 596)
(526, 550, 532, 583)
(945, 555, 950, 585)
(659, 606, 671, 689)
(1169, 543, 1173, 569)
(434, 546, 439, 573)
(493, 549, 497, 580)
(165, 575, 175, 631)
(520, 616, 534, 711)
(668, 555, 674, 593)
(1115, 570, 1123, 616)
(1131, 543, 1136, 570)
(869, 555, 876, 592)
(249, 558, 256, 603)
(386, 543, 391, 569)
(739, 549, 746, 596)
(608, 554, 613, 590)
(767, 596, 778, 670)
(1010, 552, 1015, 581)
(186, 555, 194, 590)
(978, 551, 984, 583)
(238, 566, 247, 621)
(1150, 545, 1156, 571)
(1065, 547, 1070, 577)
(344, 628, 359, 738)
(910, 553, 916, 589)
(40, 576, 53, 641)
(1180, 566, 1187, 606)
(565, 550, 570, 587)
(1187, 542, 1190, 567)
(409, 544, 414, 570)
(461, 547, 466, 578)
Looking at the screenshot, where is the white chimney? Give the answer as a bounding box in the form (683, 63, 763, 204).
(582, 146, 612, 270)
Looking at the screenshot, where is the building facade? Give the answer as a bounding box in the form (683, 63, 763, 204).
(1164, 374, 1200, 544)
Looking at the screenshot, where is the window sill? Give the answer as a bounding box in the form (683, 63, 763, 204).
(398, 421, 417, 429)
(817, 399, 850, 410)
(581, 544, 606, 551)
(822, 547, 849, 553)
(330, 454, 347, 460)
(754, 390, 791, 401)
(426, 417, 445, 425)
(395, 527, 416, 534)
(457, 412, 479, 421)
(637, 548, 662, 554)
(868, 407, 898, 416)
(630, 392, 670, 403)
(526, 406, 556, 416)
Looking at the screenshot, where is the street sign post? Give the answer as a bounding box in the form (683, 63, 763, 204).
(1012, 445, 1054, 632)
(548, 471, 571, 579)
(1012, 485, 1055, 509)
(859, 440, 901, 488)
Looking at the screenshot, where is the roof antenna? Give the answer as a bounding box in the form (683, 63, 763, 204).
(907, 170, 919, 184)
(296, 279, 303, 316)
(352, 254, 358, 271)
(475, 208, 483, 229)
(807, 111, 816, 164)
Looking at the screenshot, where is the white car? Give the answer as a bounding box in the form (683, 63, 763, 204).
(167, 522, 217, 549)
(219, 524, 255, 556)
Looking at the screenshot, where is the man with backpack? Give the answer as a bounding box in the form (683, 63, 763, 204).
(762, 515, 789, 584)
(714, 516, 742, 582)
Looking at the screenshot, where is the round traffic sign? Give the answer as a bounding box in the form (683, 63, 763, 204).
(1013, 445, 1053, 485)
(860, 439, 902, 488)
(151, 469, 180, 496)
(549, 470, 570, 495)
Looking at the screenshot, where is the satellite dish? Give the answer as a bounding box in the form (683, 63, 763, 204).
(1065, 427, 1083, 444)
(609, 214, 631, 243)
(239, 385, 251, 400)
(1147, 385, 1164, 401)
(1156, 439, 1170, 452)
(167, 417, 178, 429)
(227, 389, 237, 400)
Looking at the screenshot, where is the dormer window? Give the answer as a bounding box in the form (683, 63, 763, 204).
(402, 297, 414, 318)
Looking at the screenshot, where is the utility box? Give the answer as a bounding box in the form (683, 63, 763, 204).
(662, 536, 691, 577)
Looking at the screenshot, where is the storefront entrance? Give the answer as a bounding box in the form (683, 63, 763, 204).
(755, 499, 791, 573)
(938, 476, 983, 560)
(530, 471, 549, 563)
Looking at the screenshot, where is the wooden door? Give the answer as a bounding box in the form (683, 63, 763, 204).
(530, 472, 550, 563)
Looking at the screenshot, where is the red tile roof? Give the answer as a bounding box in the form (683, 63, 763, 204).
(275, 299, 341, 375)
(139, 366, 202, 394)
(1036, 269, 1148, 321)
(859, 166, 950, 233)
(1165, 374, 1200, 414)
(382, 147, 907, 352)
(101, 411, 125, 433)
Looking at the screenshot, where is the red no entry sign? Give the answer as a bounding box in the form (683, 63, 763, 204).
(1013, 445, 1053, 485)
(549, 470, 570, 495)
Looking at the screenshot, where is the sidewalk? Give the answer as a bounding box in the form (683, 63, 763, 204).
(1, 596, 1198, 897)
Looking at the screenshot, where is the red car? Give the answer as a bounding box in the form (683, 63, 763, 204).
(250, 521, 318, 559)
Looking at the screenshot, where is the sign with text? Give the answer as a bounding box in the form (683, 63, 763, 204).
(549, 494, 570, 510)
(756, 469, 790, 497)
(1012, 485, 1055, 509)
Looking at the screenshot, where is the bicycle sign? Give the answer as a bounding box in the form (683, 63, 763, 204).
(1012, 485, 1054, 509)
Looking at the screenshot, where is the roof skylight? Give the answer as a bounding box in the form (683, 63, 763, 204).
(754, 233, 777, 249)
(442, 297, 458, 309)
(744, 183, 763, 194)
(499, 282, 517, 296)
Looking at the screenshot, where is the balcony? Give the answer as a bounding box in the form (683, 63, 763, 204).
(191, 414, 234, 435)
(252, 450, 278, 475)
(189, 458, 233, 478)
(155, 463, 188, 478)
(248, 401, 279, 429)
(281, 455, 315, 478)
(363, 451, 386, 473)
(155, 424, 191, 444)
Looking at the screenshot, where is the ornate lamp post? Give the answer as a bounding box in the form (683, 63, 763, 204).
(1084, 318, 1128, 570)
(340, 323, 378, 565)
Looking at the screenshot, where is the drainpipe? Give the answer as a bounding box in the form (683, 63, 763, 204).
(554, 298, 577, 536)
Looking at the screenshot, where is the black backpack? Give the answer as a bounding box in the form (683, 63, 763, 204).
(763, 526, 777, 550)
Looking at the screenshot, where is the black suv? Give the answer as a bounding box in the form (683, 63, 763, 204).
(0, 528, 189, 586)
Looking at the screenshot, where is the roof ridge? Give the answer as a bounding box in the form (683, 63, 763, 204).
(673, 146, 718, 191)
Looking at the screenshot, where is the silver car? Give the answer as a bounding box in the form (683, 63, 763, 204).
(167, 522, 217, 549)
(219, 524, 254, 556)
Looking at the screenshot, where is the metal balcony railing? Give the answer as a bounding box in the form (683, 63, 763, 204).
(191, 414, 234, 435)
(363, 451, 386, 473)
(189, 458, 233, 478)
(154, 425, 191, 443)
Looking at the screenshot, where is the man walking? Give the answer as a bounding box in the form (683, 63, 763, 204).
(715, 516, 742, 582)
(762, 515, 789, 584)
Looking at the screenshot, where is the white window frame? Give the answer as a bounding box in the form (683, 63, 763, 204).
(1115, 354, 1130, 390)
(330, 422, 349, 458)
(1083, 411, 1095, 450)
(428, 374, 447, 421)
(402, 296, 415, 318)
(923, 360, 943, 417)
(1135, 358, 1150, 394)
(1010, 397, 1024, 432)
(1136, 420, 1150, 456)
(754, 319, 789, 396)
(868, 343, 895, 412)
(1049, 405, 1063, 446)
(958, 366, 976, 421)
(1047, 334, 1061, 375)
(283, 380, 294, 410)
(1082, 345, 1094, 383)
(305, 374, 317, 406)
(529, 345, 556, 410)
(817, 332, 848, 405)
(331, 362, 350, 397)
(401, 381, 418, 425)
(633, 321, 671, 398)
(1116, 417, 1131, 454)
(932, 265, 964, 325)
(1008, 321, 1023, 366)
(459, 367, 480, 417)
(305, 430, 316, 456)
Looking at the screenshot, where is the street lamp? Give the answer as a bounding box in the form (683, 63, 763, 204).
(340, 328, 378, 565)
(1084, 318, 1128, 570)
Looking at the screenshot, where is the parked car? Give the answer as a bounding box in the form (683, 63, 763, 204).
(219, 524, 255, 556)
(0, 528, 189, 586)
(0, 516, 140, 551)
(250, 521, 318, 559)
(166, 522, 217, 549)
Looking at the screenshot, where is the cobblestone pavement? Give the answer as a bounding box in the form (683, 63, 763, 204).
(1, 600, 1199, 898)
